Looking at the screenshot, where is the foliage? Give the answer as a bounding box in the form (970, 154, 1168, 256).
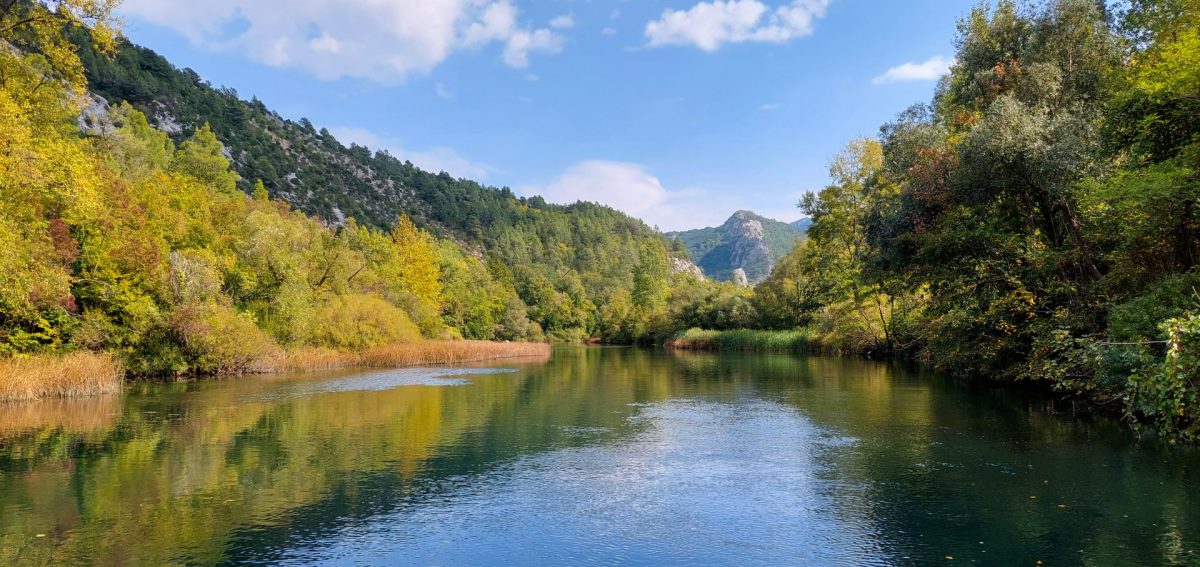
(0, 23, 550, 375)
(310, 294, 421, 350)
(668, 328, 812, 353)
(750, 0, 1200, 439)
(1130, 314, 1200, 440)
(68, 29, 688, 343)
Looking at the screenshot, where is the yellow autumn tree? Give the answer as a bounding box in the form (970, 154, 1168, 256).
(379, 216, 439, 306)
(0, 0, 121, 94)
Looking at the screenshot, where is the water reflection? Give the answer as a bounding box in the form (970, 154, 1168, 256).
(0, 348, 1197, 565)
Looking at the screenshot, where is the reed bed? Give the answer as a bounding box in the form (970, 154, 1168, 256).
(666, 328, 813, 353)
(263, 340, 552, 374)
(0, 352, 124, 402)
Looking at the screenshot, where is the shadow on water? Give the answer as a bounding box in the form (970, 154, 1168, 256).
(0, 347, 1196, 565)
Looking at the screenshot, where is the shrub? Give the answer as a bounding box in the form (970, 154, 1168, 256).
(1129, 314, 1200, 441)
(311, 294, 421, 350)
(172, 303, 279, 374)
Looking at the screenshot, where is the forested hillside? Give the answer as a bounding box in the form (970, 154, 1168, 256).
(0, 0, 764, 383)
(59, 12, 742, 344)
(668, 211, 805, 283)
(750, 0, 1200, 439)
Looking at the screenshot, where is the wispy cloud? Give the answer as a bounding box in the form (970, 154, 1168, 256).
(872, 56, 953, 85)
(760, 103, 781, 111)
(644, 0, 830, 52)
(549, 14, 574, 29)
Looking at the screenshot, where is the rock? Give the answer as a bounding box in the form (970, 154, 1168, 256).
(732, 268, 750, 287)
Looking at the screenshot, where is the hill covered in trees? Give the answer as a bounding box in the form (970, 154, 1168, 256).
(0, 0, 763, 380)
(58, 12, 741, 344)
(668, 211, 806, 283)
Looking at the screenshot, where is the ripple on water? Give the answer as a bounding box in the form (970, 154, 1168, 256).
(273, 398, 886, 566)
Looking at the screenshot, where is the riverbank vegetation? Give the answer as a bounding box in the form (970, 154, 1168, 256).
(3, 0, 1200, 440)
(0, 1, 561, 396)
(0, 352, 123, 402)
(667, 329, 812, 353)
(674, 0, 1200, 440)
(0, 1, 750, 391)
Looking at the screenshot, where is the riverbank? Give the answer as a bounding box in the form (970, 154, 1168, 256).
(0, 341, 551, 402)
(666, 329, 813, 353)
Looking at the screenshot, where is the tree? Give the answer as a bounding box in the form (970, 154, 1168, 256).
(170, 124, 239, 193)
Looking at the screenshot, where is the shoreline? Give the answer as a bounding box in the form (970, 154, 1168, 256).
(0, 341, 551, 403)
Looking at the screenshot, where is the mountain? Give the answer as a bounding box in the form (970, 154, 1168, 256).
(791, 218, 813, 234)
(667, 211, 806, 284)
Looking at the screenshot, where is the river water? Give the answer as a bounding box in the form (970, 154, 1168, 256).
(1, 347, 1197, 565)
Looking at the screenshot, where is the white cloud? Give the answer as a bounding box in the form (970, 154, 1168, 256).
(120, 0, 565, 82)
(503, 28, 564, 68)
(329, 126, 495, 180)
(602, 27, 618, 36)
(523, 161, 792, 231)
(872, 56, 953, 84)
(435, 82, 453, 98)
(760, 102, 781, 111)
(308, 32, 341, 54)
(645, 0, 829, 52)
(549, 14, 574, 29)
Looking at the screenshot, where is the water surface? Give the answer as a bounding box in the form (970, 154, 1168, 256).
(1, 348, 1197, 565)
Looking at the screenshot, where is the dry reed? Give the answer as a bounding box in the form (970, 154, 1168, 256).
(0, 352, 124, 402)
(262, 340, 551, 374)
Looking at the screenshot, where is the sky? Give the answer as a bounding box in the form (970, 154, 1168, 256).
(116, 0, 977, 231)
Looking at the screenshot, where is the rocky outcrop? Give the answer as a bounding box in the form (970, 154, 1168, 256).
(731, 268, 750, 287)
(670, 257, 705, 279)
(667, 210, 806, 284)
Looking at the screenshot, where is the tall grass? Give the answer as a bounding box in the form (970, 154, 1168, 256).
(666, 328, 813, 353)
(262, 340, 552, 374)
(0, 352, 124, 402)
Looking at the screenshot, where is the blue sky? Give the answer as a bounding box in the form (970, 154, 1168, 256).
(117, 0, 977, 231)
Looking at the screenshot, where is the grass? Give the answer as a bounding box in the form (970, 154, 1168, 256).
(0, 352, 124, 402)
(665, 328, 813, 353)
(260, 340, 552, 374)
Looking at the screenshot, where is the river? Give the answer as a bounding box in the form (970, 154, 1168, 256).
(1, 347, 1197, 565)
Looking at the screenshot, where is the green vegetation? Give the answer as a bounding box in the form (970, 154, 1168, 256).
(0, 0, 746, 388)
(668, 329, 812, 353)
(4, 0, 1200, 441)
(68, 21, 713, 343)
(668, 210, 805, 282)
(0, 1, 551, 379)
(743, 0, 1200, 440)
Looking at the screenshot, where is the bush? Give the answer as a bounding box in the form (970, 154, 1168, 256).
(311, 294, 421, 350)
(171, 303, 279, 374)
(1129, 314, 1200, 441)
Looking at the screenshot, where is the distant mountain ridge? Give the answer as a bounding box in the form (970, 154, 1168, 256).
(667, 211, 806, 283)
